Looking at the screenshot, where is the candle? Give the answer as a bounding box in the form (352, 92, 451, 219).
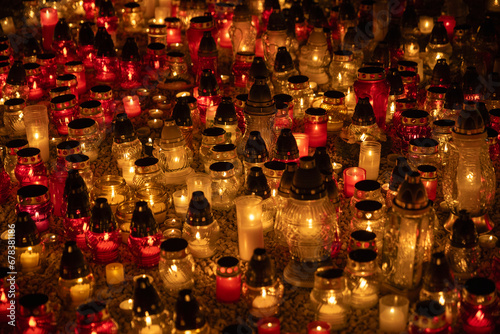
(121, 223, 130, 244)
(419, 16, 434, 35)
(70, 281, 91, 306)
(235, 196, 265, 261)
(105, 263, 124, 285)
(155, 7, 169, 24)
(438, 15, 456, 39)
(331, 162, 343, 176)
(0, 17, 15, 35)
(123, 96, 141, 118)
(119, 298, 133, 313)
(479, 235, 498, 249)
(345, 87, 356, 113)
(252, 294, 279, 317)
(379, 294, 409, 333)
(307, 321, 331, 334)
(173, 190, 189, 217)
(40, 8, 58, 50)
(358, 141, 381, 180)
(186, 173, 212, 205)
(318, 299, 348, 330)
(343, 167, 366, 198)
(305, 109, 328, 148)
(121, 162, 136, 186)
(216, 256, 241, 303)
(20, 247, 40, 271)
(258, 317, 280, 334)
(108, 188, 126, 206)
(293, 133, 310, 157)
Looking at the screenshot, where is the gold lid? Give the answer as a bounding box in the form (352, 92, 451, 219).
(68, 118, 98, 136)
(56, 74, 77, 87)
(65, 153, 91, 170)
(357, 67, 385, 81)
(17, 147, 42, 165)
(49, 86, 71, 99)
(17, 185, 50, 205)
(90, 85, 113, 100)
(64, 61, 84, 73)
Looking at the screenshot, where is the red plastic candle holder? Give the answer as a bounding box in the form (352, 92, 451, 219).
(90, 85, 114, 125)
(40, 8, 58, 50)
(343, 167, 366, 198)
(50, 94, 77, 135)
(216, 256, 241, 303)
(86, 230, 120, 264)
(128, 233, 163, 268)
(258, 317, 280, 334)
(16, 185, 53, 233)
(354, 67, 390, 129)
(304, 108, 328, 148)
(307, 321, 331, 334)
(37, 53, 57, 90)
(15, 148, 48, 188)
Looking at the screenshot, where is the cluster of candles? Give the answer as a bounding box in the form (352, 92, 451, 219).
(1, 0, 500, 333)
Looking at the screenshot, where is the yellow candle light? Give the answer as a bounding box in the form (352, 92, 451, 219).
(419, 16, 434, 35)
(105, 263, 125, 285)
(20, 247, 40, 271)
(173, 189, 189, 217)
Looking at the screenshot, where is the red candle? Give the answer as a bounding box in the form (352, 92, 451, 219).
(438, 15, 456, 40)
(40, 8, 58, 51)
(418, 165, 437, 202)
(304, 108, 328, 148)
(258, 317, 280, 334)
(122, 96, 141, 118)
(216, 256, 241, 303)
(293, 133, 309, 157)
(343, 167, 366, 198)
(307, 321, 330, 334)
(255, 38, 264, 58)
(165, 17, 182, 45)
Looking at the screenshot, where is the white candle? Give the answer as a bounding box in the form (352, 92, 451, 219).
(70, 282, 91, 305)
(0, 17, 15, 34)
(188, 231, 214, 258)
(154, 7, 169, 24)
(122, 163, 136, 186)
(379, 307, 407, 332)
(123, 96, 142, 118)
(358, 141, 381, 181)
(24, 105, 50, 162)
(119, 298, 133, 313)
(105, 263, 124, 285)
(20, 247, 40, 271)
(108, 188, 126, 206)
(251, 294, 278, 317)
(140, 316, 162, 334)
(318, 298, 348, 330)
(173, 190, 189, 216)
(419, 16, 434, 35)
(236, 196, 265, 261)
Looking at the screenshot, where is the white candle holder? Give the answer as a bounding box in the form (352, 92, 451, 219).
(235, 195, 265, 261)
(379, 294, 409, 333)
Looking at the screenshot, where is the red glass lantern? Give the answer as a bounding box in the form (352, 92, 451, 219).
(487, 127, 500, 163)
(398, 60, 420, 85)
(90, 85, 114, 126)
(392, 98, 417, 134)
(17, 294, 56, 334)
(16, 185, 53, 233)
(304, 108, 328, 148)
(52, 18, 77, 65)
(64, 171, 91, 250)
(400, 71, 418, 100)
(50, 94, 77, 135)
(36, 53, 57, 90)
(15, 148, 48, 187)
(216, 256, 241, 303)
(128, 201, 163, 268)
(24, 63, 44, 101)
(56, 74, 78, 102)
(165, 17, 182, 46)
(187, 15, 218, 73)
(216, 3, 235, 49)
(94, 32, 118, 84)
(354, 67, 390, 129)
(197, 69, 222, 127)
(231, 52, 254, 94)
(86, 198, 120, 264)
(197, 31, 219, 84)
(96, 0, 118, 43)
(418, 165, 438, 202)
(148, 24, 167, 45)
(399, 109, 432, 151)
(0, 163, 9, 204)
(460, 277, 497, 334)
(75, 301, 119, 334)
(64, 61, 86, 95)
(144, 43, 167, 81)
(40, 7, 58, 51)
(409, 300, 449, 334)
(78, 22, 96, 70)
(119, 38, 142, 90)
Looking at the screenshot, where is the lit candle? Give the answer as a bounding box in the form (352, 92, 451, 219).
(119, 298, 133, 313)
(108, 188, 126, 206)
(0, 17, 15, 35)
(293, 133, 310, 157)
(173, 189, 189, 217)
(20, 247, 40, 271)
(318, 297, 348, 330)
(252, 293, 279, 317)
(140, 316, 162, 334)
(307, 321, 331, 334)
(343, 167, 366, 198)
(331, 162, 343, 176)
(438, 15, 456, 39)
(379, 294, 409, 333)
(154, 7, 169, 24)
(40, 8, 58, 50)
(123, 96, 142, 118)
(69, 281, 91, 306)
(344, 87, 356, 113)
(23, 105, 50, 162)
(258, 317, 280, 334)
(235, 196, 265, 261)
(419, 16, 434, 35)
(105, 263, 124, 285)
(479, 235, 498, 249)
(121, 162, 136, 186)
(358, 141, 381, 181)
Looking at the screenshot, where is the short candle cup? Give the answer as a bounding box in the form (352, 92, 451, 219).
(216, 256, 241, 303)
(105, 263, 124, 285)
(307, 321, 331, 334)
(379, 294, 409, 333)
(258, 317, 280, 334)
(172, 189, 189, 218)
(122, 95, 141, 118)
(343, 167, 366, 198)
(23, 105, 50, 162)
(358, 141, 381, 181)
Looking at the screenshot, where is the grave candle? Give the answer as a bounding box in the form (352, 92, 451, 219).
(358, 141, 381, 181)
(343, 167, 366, 198)
(379, 294, 409, 333)
(293, 133, 309, 157)
(307, 321, 331, 334)
(105, 263, 124, 285)
(173, 189, 189, 217)
(258, 317, 280, 334)
(235, 195, 264, 261)
(123, 96, 141, 118)
(216, 256, 241, 303)
(419, 16, 434, 35)
(40, 8, 58, 50)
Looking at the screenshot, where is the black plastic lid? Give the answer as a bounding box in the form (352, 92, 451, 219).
(354, 180, 380, 192)
(130, 201, 159, 238)
(173, 97, 193, 127)
(17, 147, 40, 158)
(463, 67, 481, 95)
(245, 77, 276, 116)
(4, 98, 25, 107)
(429, 21, 449, 45)
(387, 69, 404, 96)
(214, 97, 237, 124)
(187, 191, 213, 226)
(6, 61, 26, 85)
(454, 104, 485, 135)
(401, 4, 418, 30)
(98, 0, 116, 17)
(202, 127, 225, 137)
(415, 300, 445, 317)
(66, 186, 91, 219)
(477, 102, 490, 127)
(244, 131, 269, 163)
(433, 119, 455, 128)
(54, 18, 71, 41)
(352, 97, 376, 126)
(212, 143, 236, 152)
(19, 293, 48, 310)
(7, 138, 28, 150)
(175, 290, 206, 330)
(94, 27, 107, 49)
(121, 37, 140, 61)
(275, 129, 299, 161)
(113, 113, 137, 143)
(351, 229, 376, 242)
(15, 212, 40, 247)
(161, 238, 188, 252)
(245, 248, 276, 287)
(348, 249, 377, 262)
(291, 156, 326, 200)
(339, 0, 356, 21)
(451, 211, 478, 248)
(198, 69, 219, 97)
(273, 93, 293, 104)
(133, 276, 163, 317)
(79, 22, 95, 46)
(89, 198, 117, 233)
(64, 169, 88, 196)
(444, 83, 463, 109)
(267, 7, 287, 31)
(245, 167, 271, 199)
(249, 56, 269, 79)
(389, 157, 413, 191)
(97, 32, 116, 57)
(60, 241, 90, 279)
(222, 324, 253, 334)
(198, 31, 217, 57)
(355, 200, 383, 212)
(430, 59, 451, 88)
(17, 184, 48, 199)
(422, 252, 455, 292)
(464, 277, 496, 296)
(274, 47, 294, 72)
(316, 267, 344, 279)
(209, 161, 234, 172)
(313, 147, 333, 175)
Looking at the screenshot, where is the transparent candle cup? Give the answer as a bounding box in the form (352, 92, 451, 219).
(23, 105, 50, 162)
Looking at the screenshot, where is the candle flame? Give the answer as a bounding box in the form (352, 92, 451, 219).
(195, 232, 201, 240)
(104, 233, 109, 241)
(171, 264, 178, 272)
(249, 214, 255, 221)
(0, 291, 7, 303)
(439, 295, 445, 305)
(328, 296, 336, 304)
(360, 133, 368, 142)
(29, 317, 37, 328)
(145, 316, 152, 326)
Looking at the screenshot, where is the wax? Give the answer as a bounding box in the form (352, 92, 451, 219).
(293, 133, 310, 157)
(105, 263, 124, 285)
(173, 190, 189, 217)
(252, 295, 278, 317)
(69, 283, 91, 306)
(358, 141, 381, 181)
(307, 321, 331, 334)
(343, 167, 366, 198)
(258, 317, 280, 334)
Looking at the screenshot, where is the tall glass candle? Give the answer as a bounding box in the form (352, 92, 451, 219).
(343, 167, 366, 198)
(358, 141, 381, 181)
(40, 8, 58, 50)
(304, 108, 328, 148)
(235, 195, 264, 261)
(23, 105, 50, 162)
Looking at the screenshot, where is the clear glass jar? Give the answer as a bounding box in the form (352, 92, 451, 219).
(50, 93, 77, 136)
(90, 85, 114, 126)
(3, 98, 26, 137)
(349, 180, 385, 218)
(209, 161, 240, 210)
(205, 143, 242, 177)
(133, 157, 167, 191)
(64, 61, 86, 95)
(263, 161, 286, 198)
(353, 67, 390, 129)
(65, 154, 93, 191)
(407, 138, 440, 169)
(460, 278, 497, 334)
(348, 230, 378, 253)
(159, 238, 196, 292)
(199, 127, 226, 164)
(188, 15, 218, 74)
(148, 23, 167, 45)
(79, 100, 105, 144)
(424, 22, 453, 75)
(144, 43, 168, 81)
(111, 113, 143, 169)
(15, 147, 48, 187)
(272, 47, 299, 95)
(91, 175, 130, 213)
(164, 51, 192, 87)
(329, 50, 356, 91)
(153, 119, 193, 174)
(400, 71, 418, 100)
(350, 200, 385, 252)
(320, 90, 349, 133)
(423, 87, 447, 120)
(135, 186, 169, 225)
(432, 119, 455, 166)
(287, 75, 314, 122)
(345, 249, 380, 309)
(273, 102, 294, 139)
(213, 98, 243, 146)
(68, 118, 100, 162)
(310, 267, 350, 331)
(122, 2, 144, 33)
(229, 6, 257, 55)
(16, 185, 53, 233)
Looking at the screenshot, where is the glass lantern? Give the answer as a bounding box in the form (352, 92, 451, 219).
(14, 212, 45, 274)
(123, 2, 144, 33)
(298, 27, 331, 89)
(91, 175, 130, 213)
(15, 147, 48, 187)
(205, 143, 242, 177)
(187, 15, 218, 75)
(111, 113, 143, 169)
(16, 185, 53, 233)
(229, 3, 257, 55)
(17, 294, 56, 333)
(350, 200, 385, 252)
(159, 238, 195, 292)
(131, 276, 171, 333)
(90, 85, 114, 126)
(407, 138, 440, 169)
(67, 118, 100, 162)
(424, 22, 453, 77)
(77, 22, 95, 70)
(216, 256, 241, 303)
(75, 301, 119, 333)
(353, 67, 390, 129)
(50, 93, 77, 136)
(345, 249, 380, 309)
(319, 90, 349, 133)
(460, 278, 498, 334)
(3, 98, 26, 138)
(262, 6, 297, 71)
(209, 161, 240, 210)
(272, 47, 299, 95)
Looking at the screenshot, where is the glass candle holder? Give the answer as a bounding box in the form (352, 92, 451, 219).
(293, 133, 309, 157)
(144, 43, 168, 81)
(14, 211, 44, 274)
(56, 74, 78, 103)
(304, 108, 328, 148)
(399, 110, 432, 152)
(235, 195, 264, 261)
(68, 118, 100, 162)
(307, 321, 331, 334)
(216, 256, 241, 303)
(320, 91, 349, 133)
(424, 87, 447, 120)
(172, 189, 189, 217)
(205, 143, 243, 177)
(287, 75, 314, 122)
(116, 201, 135, 244)
(460, 277, 497, 334)
(40, 7, 58, 50)
(90, 85, 114, 126)
(16, 184, 52, 233)
(353, 67, 390, 129)
(23, 105, 50, 163)
(165, 17, 182, 46)
(79, 100, 105, 144)
(378, 294, 409, 333)
(3, 98, 26, 138)
(122, 96, 141, 118)
(4, 139, 27, 182)
(91, 175, 130, 213)
(409, 300, 449, 334)
(350, 200, 384, 250)
(343, 167, 366, 198)
(432, 119, 455, 165)
(24, 63, 44, 101)
(50, 94, 77, 135)
(65, 154, 93, 191)
(417, 165, 438, 202)
(15, 147, 48, 187)
(159, 238, 195, 292)
(105, 262, 124, 285)
(349, 179, 385, 217)
(348, 230, 378, 253)
(17, 294, 56, 333)
(210, 162, 239, 210)
(123, 2, 144, 33)
(64, 61, 86, 95)
(358, 141, 381, 181)
(345, 249, 380, 309)
(232, 52, 254, 93)
(188, 15, 218, 74)
(263, 161, 285, 198)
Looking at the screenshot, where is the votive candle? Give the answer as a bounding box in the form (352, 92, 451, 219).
(293, 133, 310, 157)
(105, 263, 124, 285)
(307, 321, 331, 334)
(216, 256, 241, 303)
(358, 141, 381, 181)
(258, 317, 280, 334)
(123, 96, 141, 118)
(173, 189, 189, 217)
(235, 195, 264, 261)
(379, 294, 409, 333)
(343, 167, 366, 198)
(419, 16, 434, 35)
